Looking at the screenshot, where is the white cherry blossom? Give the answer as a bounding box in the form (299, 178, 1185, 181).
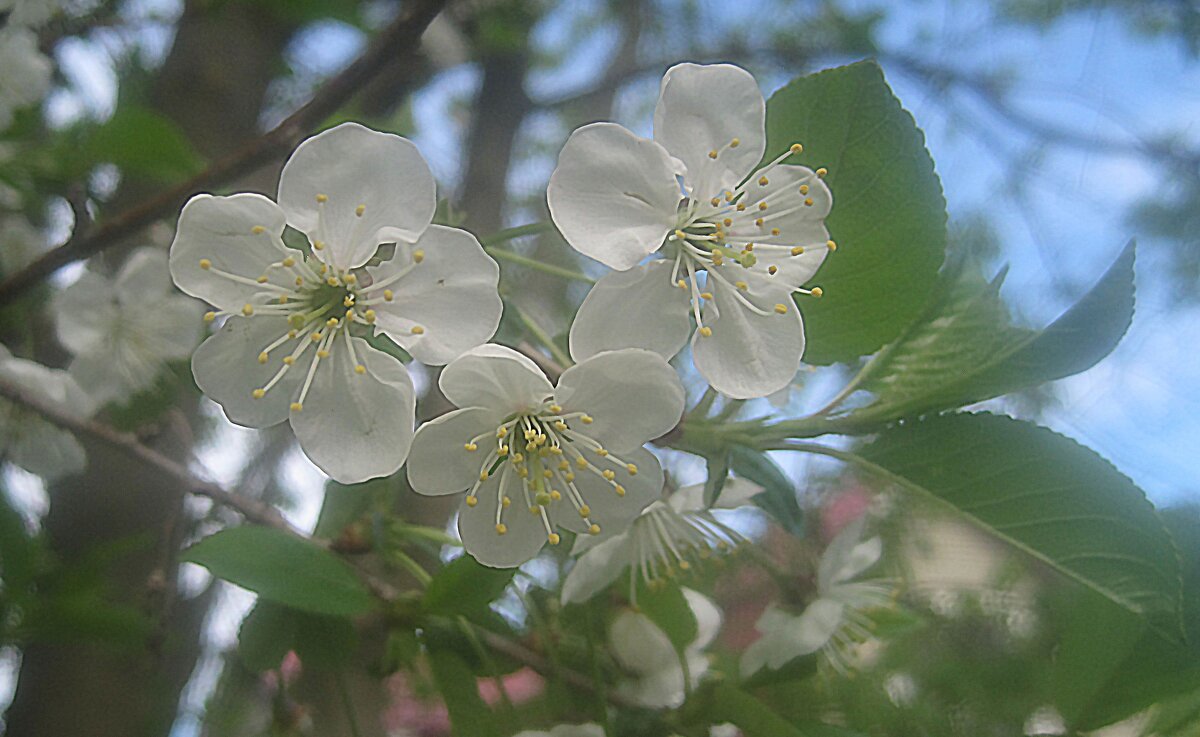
(406, 344, 685, 568)
(170, 122, 502, 483)
(561, 478, 762, 605)
(740, 517, 892, 677)
(609, 588, 721, 709)
(53, 247, 204, 406)
(548, 62, 833, 399)
(0, 345, 94, 481)
(0, 27, 53, 132)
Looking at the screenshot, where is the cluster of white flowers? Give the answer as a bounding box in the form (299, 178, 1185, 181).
(0, 0, 58, 131)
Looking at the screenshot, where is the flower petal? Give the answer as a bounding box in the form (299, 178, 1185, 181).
(554, 349, 684, 452)
(818, 517, 882, 588)
(290, 338, 415, 484)
(6, 416, 86, 482)
(561, 533, 633, 605)
(692, 271, 805, 399)
(439, 344, 552, 415)
(610, 609, 675, 675)
(115, 247, 172, 303)
(668, 477, 764, 513)
(53, 270, 117, 354)
(654, 63, 765, 199)
(191, 316, 303, 428)
(406, 407, 504, 496)
(568, 260, 692, 363)
(728, 164, 831, 289)
(547, 122, 680, 270)
(551, 446, 662, 538)
(169, 193, 290, 312)
(277, 122, 436, 270)
(369, 225, 502, 366)
(457, 469, 547, 568)
(683, 588, 722, 650)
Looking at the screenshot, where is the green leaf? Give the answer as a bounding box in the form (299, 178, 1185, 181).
(635, 580, 698, 654)
(426, 646, 501, 737)
(182, 526, 375, 617)
(696, 683, 810, 737)
(423, 555, 516, 618)
(728, 446, 804, 536)
(856, 413, 1181, 634)
(238, 602, 298, 672)
(294, 611, 358, 669)
(703, 451, 730, 508)
(765, 60, 946, 364)
(844, 242, 1135, 424)
(314, 476, 393, 540)
(87, 106, 204, 182)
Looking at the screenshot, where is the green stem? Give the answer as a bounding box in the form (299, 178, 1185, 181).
(390, 549, 433, 587)
(335, 669, 364, 737)
(512, 302, 573, 367)
(485, 246, 596, 284)
(480, 221, 555, 246)
(458, 615, 517, 715)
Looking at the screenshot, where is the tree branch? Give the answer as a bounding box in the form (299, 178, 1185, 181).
(0, 0, 446, 306)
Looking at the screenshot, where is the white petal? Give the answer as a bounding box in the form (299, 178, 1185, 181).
(277, 123, 436, 270)
(654, 63, 765, 199)
(621, 663, 686, 709)
(290, 338, 415, 484)
(568, 260, 692, 363)
(554, 349, 684, 452)
(406, 407, 503, 496)
(6, 416, 86, 481)
(561, 533, 633, 605)
(682, 588, 722, 649)
(692, 271, 805, 399)
(818, 517, 882, 588)
(115, 247, 172, 302)
(668, 477, 764, 513)
(191, 316, 302, 428)
(52, 270, 117, 354)
(728, 164, 831, 289)
(368, 225, 502, 365)
(551, 446, 662, 537)
(610, 609, 675, 675)
(438, 344, 552, 415)
(169, 193, 291, 312)
(129, 294, 205, 360)
(457, 469, 547, 568)
(0, 349, 95, 418)
(740, 601, 843, 674)
(547, 122, 680, 270)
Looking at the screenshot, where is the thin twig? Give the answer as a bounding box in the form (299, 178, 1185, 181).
(0, 0, 447, 306)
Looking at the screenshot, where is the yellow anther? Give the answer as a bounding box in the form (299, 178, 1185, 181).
(364, 309, 376, 323)
(313, 240, 325, 251)
(203, 311, 216, 323)
(279, 295, 289, 304)
(479, 470, 489, 482)
(743, 243, 754, 251)
(466, 495, 478, 507)
(355, 204, 365, 217)
(502, 496, 511, 508)
(699, 326, 713, 337)
(768, 265, 778, 275)
(755, 217, 765, 227)
(495, 523, 507, 535)
(811, 286, 824, 298)
(554, 421, 567, 431)
(296, 277, 304, 286)
(736, 202, 747, 212)
(543, 469, 553, 479)
(258, 352, 269, 364)
(317, 349, 330, 359)
(735, 280, 748, 290)
(578, 505, 591, 517)
(580, 414, 593, 424)
(791, 246, 805, 256)
(199, 259, 212, 270)
(774, 303, 788, 314)
(511, 452, 523, 462)
(626, 463, 638, 475)
(283, 356, 295, 366)
(758, 176, 769, 186)
(772, 228, 781, 236)
(550, 489, 562, 501)
(464, 442, 478, 451)
(730, 137, 741, 148)
(249, 225, 266, 235)
(724, 190, 734, 202)
(816, 167, 828, 178)
(677, 279, 687, 289)
(614, 484, 626, 497)
(282, 257, 295, 267)
(344, 274, 357, 285)
(252, 388, 266, 399)
(549, 404, 563, 413)
(353, 364, 366, 375)
(551, 447, 563, 455)
(290, 402, 303, 412)
(799, 184, 809, 195)
(602, 469, 616, 480)
(708, 149, 719, 159)
(548, 533, 561, 545)
(311, 332, 323, 342)
(588, 523, 601, 535)
(498, 445, 509, 456)
(518, 467, 529, 478)
(679, 560, 691, 571)
(723, 217, 733, 227)
(411, 325, 424, 335)
(758, 202, 768, 211)
(710, 197, 720, 207)
(827, 240, 838, 251)
(576, 457, 589, 469)
(700, 292, 714, 301)
(497, 426, 508, 438)
(412, 249, 425, 264)
(790, 143, 803, 154)
(316, 194, 328, 203)
(804, 197, 814, 207)
(242, 304, 254, 316)
(326, 317, 339, 327)
(382, 289, 394, 302)
(327, 277, 340, 287)
(558, 460, 570, 471)
(564, 472, 575, 482)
